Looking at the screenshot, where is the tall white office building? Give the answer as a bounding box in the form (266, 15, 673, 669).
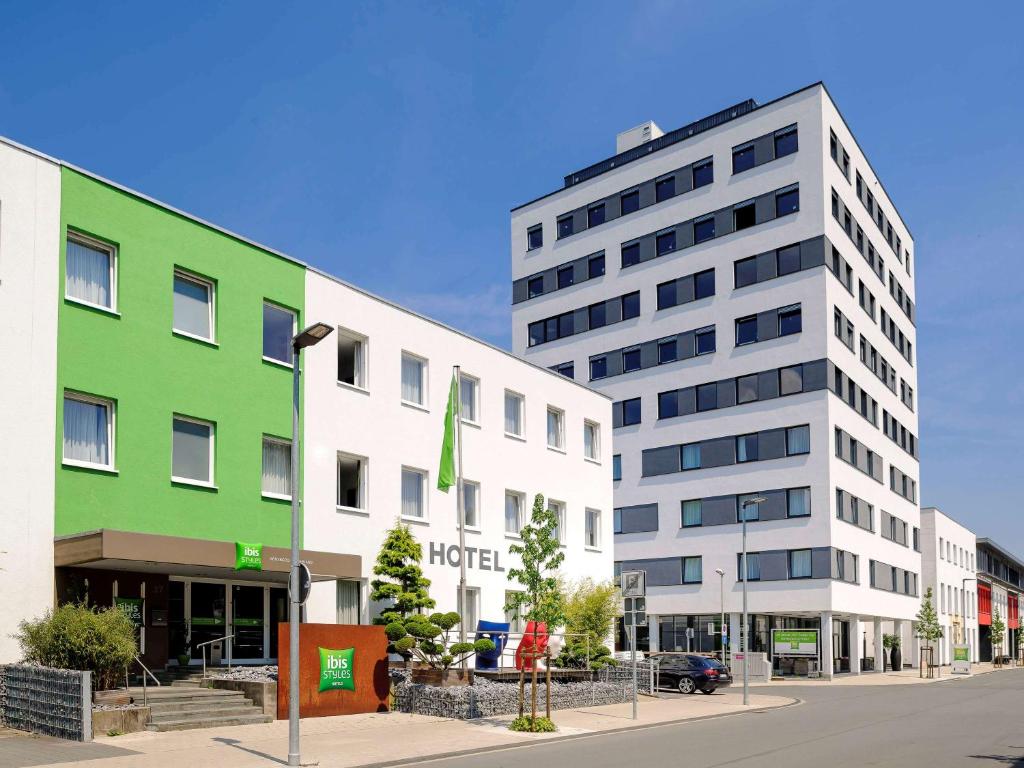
(510, 83, 921, 677)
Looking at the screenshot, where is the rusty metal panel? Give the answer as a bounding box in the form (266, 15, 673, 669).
(276, 623, 390, 719)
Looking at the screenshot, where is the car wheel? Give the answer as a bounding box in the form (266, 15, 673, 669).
(700, 687, 715, 695)
(677, 676, 696, 694)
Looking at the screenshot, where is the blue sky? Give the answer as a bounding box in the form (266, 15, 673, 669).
(2, 1, 1021, 554)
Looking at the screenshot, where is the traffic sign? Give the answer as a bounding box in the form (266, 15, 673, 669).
(623, 596, 647, 626)
(290, 562, 312, 605)
(621, 570, 645, 598)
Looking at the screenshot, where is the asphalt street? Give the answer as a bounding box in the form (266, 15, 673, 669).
(409, 669, 1024, 768)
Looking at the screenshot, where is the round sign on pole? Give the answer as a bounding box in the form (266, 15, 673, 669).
(290, 563, 312, 604)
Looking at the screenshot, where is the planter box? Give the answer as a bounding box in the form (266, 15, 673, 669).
(92, 707, 150, 738)
(93, 690, 131, 706)
(410, 668, 474, 687)
(204, 679, 277, 716)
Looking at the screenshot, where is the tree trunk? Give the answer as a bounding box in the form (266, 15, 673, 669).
(531, 656, 538, 730)
(518, 665, 524, 719)
(545, 648, 551, 721)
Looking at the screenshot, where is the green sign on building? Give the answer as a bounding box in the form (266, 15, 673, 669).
(235, 542, 263, 571)
(772, 629, 819, 656)
(318, 646, 355, 692)
(114, 597, 143, 628)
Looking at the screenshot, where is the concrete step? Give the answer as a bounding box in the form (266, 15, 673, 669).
(130, 688, 246, 704)
(170, 680, 203, 687)
(146, 713, 273, 732)
(149, 705, 257, 723)
(148, 698, 254, 714)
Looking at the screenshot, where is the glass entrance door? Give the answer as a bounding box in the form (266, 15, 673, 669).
(190, 581, 227, 659)
(268, 587, 289, 660)
(231, 584, 265, 660)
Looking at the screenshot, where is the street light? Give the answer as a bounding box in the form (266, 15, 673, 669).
(715, 568, 726, 667)
(288, 322, 333, 767)
(740, 496, 766, 706)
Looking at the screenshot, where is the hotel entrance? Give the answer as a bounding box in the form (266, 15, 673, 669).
(55, 528, 362, 670)
(169, 578, 290, 664)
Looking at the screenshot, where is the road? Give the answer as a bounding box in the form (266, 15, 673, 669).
(409, 669, 1024, 768)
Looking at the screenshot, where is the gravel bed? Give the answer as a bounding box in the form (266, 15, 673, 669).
(208, 665, 278, 682)
(93, 703, 148, 712)
(391, 669, 633, 720)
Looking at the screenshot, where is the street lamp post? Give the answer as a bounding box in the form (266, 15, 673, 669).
(288, 322, 333, 768)
(740, 497, 766, 707)
(715, 568, 726, 666)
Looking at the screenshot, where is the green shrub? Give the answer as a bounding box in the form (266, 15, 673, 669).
(15, 603, 137, 690)
(508, 715, 556, 732)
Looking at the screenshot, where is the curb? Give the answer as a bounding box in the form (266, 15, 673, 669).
(348, 696, 802, 768)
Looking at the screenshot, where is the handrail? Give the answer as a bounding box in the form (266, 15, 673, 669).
(131, 655, 161, 707)
(197, 634, 235, 679)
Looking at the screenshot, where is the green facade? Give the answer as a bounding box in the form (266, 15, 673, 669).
(56, 168, 306, 547)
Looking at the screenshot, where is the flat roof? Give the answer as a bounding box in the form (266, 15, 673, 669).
(0, 135, 609, 401)
(977, 538, 1024, 571)
(510, 81, 913, 238)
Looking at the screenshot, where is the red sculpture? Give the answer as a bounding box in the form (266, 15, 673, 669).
(515, 621, 549, 670)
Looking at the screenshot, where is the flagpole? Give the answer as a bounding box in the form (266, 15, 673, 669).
(453, 365, 468, 665)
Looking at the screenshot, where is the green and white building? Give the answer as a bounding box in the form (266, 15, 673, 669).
(0, 135, 613, 668)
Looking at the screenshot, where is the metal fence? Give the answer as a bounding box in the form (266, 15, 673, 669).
(599, 660, 654, 696)
(0, 665, 92, 742)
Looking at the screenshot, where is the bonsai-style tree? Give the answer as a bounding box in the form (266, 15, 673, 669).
(914, 588, 943, 677)
(991, 608, 1006, 665)
(504, 494, 565, 732)
(553, 578, 618, 670)
(385, 612, 494, 671)
(370, 521, 435, 658)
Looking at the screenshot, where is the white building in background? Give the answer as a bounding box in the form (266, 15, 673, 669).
(302, 269, 614, 632)
(0, 138, 61, 662)
(510, 82, 922, 677)
(920, 507, 978, 664)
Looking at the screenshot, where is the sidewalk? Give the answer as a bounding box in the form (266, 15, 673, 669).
(74, 692, 794, 768)
(749, 661, 1005, 686)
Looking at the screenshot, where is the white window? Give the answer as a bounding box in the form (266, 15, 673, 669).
(401, 467, 427, 519)
(584, 420, 600, 461)
(401, 352, 426, 406)
(336, 580, 360, 625)
(261, 436, 292, 498)
(505, 591, 525, 634)
(337, 452, 367, 510)
(460, 480, 480, 528)
(548, 499, 566, 544)
(173, 271, 214, 341)
(505, 490, 524, 535)
(456, 586, 480, 634)
(504, 390, 524, 437)
(63, 393, 114, 469)
(66, 232, 116, 311)
(547, 407, 565, 450)
(585, 508, 601, 549)
(939, 538, 944, 559)
(263, 302, 295, 365)
(172, 416, 214, 485)
(789, 549, 812, 578)
(337, 329, 367, 389)
(460, 374, 479, 424)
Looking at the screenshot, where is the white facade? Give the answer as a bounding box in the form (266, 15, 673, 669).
(510, 84, 921, 676)
(0, 138, 61, 662)
(920, 507, 978, 663)
(302, 269, 614, 631)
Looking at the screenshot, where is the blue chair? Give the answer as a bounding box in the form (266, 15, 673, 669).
(474, 620, 510, 670)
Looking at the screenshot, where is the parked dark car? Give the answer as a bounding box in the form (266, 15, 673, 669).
(657, 654, 732, 694)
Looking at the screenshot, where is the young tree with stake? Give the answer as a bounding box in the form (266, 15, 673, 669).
(504, 494, 565, 732)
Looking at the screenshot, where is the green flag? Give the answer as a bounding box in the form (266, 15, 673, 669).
(437, 372, 458, 492)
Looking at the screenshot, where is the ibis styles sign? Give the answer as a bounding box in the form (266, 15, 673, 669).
(235, 542, 263, 571)
(318, 647, 355, 692)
